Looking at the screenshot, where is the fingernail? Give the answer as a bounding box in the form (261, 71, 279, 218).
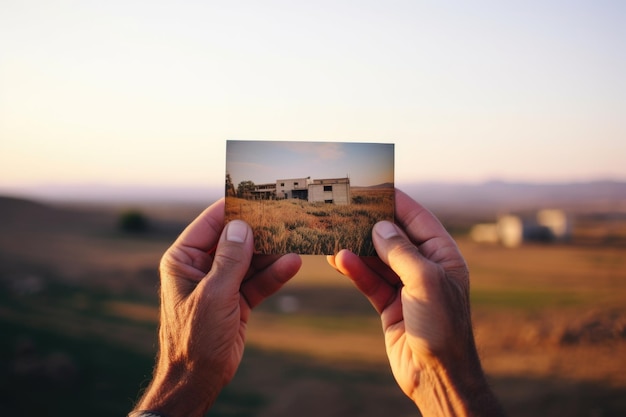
(226, 220, 248, 243)
(374, 221, 398, 239)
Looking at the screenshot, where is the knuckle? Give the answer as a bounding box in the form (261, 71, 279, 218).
(212, 243, 247, 272)
(386, 236, 420, 260)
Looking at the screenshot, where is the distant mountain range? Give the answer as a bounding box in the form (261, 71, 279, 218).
(1, 180, 625, 214)
(353, 182, 395, 189)
(398, 180, 626, 214)
(0, 184, 223, 205)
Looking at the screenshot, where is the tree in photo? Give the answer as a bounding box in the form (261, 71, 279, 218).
(237, 180, 256, 199)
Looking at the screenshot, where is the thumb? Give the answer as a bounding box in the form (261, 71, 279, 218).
(372, 221, 439, 298)
(203, 220, 254, 295)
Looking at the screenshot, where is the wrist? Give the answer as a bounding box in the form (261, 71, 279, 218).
(134, 359, 222, 417)
(413, 356, 505, 417)
(129, 412, 169, 417)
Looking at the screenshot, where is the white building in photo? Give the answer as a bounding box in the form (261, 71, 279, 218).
(248, 176, 352, 205)
(308, 177, 351, 205)
(276, 177, 312, 200)
(250, 182, 277, 200)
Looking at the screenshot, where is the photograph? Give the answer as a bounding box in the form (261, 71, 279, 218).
(225, 140, 394, 255)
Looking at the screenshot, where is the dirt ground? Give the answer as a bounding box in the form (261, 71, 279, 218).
(1, 196, 625, 417)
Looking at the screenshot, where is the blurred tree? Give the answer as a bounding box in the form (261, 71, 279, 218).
(119, 210, 150, 233)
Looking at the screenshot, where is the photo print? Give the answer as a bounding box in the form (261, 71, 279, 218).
(225, 140, 394, 255)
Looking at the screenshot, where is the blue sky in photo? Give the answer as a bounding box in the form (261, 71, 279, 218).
(227, 141, 394, 187)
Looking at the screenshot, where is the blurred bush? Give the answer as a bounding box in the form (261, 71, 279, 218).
(118, 210, 150, 233)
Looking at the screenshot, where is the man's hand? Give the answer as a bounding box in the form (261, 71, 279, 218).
(134, 198, 301, 417)
(328, 190, 504, 417)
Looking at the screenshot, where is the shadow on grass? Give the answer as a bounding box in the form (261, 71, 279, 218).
(2, 315, 626, 417)
(0, 319, 154, 417)
(1, 270, 624, 417)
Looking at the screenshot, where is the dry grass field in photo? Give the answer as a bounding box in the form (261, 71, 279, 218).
(225, 187, 394, 255)
(1, 193, 625, 417)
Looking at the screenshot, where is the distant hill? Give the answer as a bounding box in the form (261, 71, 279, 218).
(353, 182, 394, 189)
(0, 195, 115, 235)
(0, 195, 196, 283)
(399, 180, 626, 215)
(0, 184, 222, 204)
(0, 195, 51, 216)
(0, 194, 205, 240)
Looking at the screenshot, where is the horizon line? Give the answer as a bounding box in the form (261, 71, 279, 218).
(1, 178, 626, 205)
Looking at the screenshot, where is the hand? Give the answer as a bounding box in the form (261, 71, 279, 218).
(328, 190, 504, 417)
(134, 198, 302, 417)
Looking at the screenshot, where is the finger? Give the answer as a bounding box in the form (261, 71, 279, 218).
(326, 254, 338, 269)
(159, 200, 226, 301)
(394, 190, 466, 271)
(201, 219, 254, 298)
(240, 253, 302, 311)
(243, 254, 286, 283)
(175, 198, 225, 254)
(328, 253, 401, 288)
(394, 190, 449, 244)
(330, 249, 399, 314)
(372, 221, 441, 298)
(360, 256, 403, 287)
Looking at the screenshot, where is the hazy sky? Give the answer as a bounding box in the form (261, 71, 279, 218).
(1, 1, 625, 195)
(227, 141, 394, 187)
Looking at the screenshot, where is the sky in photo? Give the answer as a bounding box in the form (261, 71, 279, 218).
(226, 141, 394, 187)
(1, 1, 625, 198)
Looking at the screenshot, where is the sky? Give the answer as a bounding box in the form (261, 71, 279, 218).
(1, 1, 625, 199)
(226, 141, 394, 187)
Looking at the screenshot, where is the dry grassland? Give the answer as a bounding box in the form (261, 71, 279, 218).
(225, 188, 394, 255)
(1, 196, 626, 417)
